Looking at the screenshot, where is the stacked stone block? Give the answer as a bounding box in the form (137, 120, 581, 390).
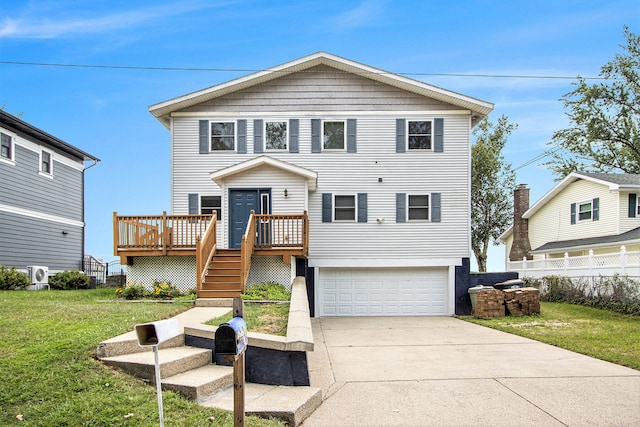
(473, 289, 506, 319)
(473, 287, 540, 319)
(503, 287, 540, 316)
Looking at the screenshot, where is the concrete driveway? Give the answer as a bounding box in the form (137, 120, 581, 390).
(303, 317, 640, 426)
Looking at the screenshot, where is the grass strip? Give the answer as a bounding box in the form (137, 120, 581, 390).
(463, 301, 640, 370)
(0, 288, 284, 426)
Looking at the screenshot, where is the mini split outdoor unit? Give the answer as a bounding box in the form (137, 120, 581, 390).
(28, 266, 49, 285)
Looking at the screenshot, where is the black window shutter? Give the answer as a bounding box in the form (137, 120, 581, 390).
(322, 193, 332, 222)
(431, 193, 441, 222)
(253, 119, 263, 154)
(311, 119, 321, 153)
(629, 194, 637, 218)
(236, 120, 247, 154)
(347, 119, 357, 153)
(592, 197, 599, 221)
(188, 193, 199, 214)
(357, 193, 367, 223)
(396, 119, 406, 153)
(434, 118, 444, 152)
(570, 203, 576, 224)
(396, 193, 406, 223)
(199, 120, 209, 154)
(289, 119, 299, 153)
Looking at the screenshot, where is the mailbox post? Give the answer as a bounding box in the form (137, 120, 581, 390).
(134, 318, 180, 427)
(214, 297, 246, 427)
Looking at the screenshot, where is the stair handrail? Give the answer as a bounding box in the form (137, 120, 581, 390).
(240, 211, 256, 294)
(196, 213, 217, 293)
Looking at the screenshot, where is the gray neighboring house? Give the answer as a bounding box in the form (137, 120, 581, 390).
(0, 110, 99, 276)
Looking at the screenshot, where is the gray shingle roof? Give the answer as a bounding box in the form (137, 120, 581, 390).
(578, 172, 640, 187)
(532, 226, 640, 253)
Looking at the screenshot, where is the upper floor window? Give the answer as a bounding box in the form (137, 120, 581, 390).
(40, 150, 52, 175)
(571, 198, 599, 224)
(578, 200, 592, 221)
(408, 195, 429, 220)
(201, 195, 221, 220)
(1, 132, 12, 160)
(211, 122, 235, 151)
(408, 120, 432, 150)
(323, 121, 345, 150)
(265, 121, 287, 150)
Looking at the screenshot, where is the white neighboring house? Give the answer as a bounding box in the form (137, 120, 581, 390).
(115, 52, 493, 316)
(500, 173, 640, 279)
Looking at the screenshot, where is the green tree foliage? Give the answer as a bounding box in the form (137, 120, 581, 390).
(547, 27, 640, 177)
(472, 115, 517, 272)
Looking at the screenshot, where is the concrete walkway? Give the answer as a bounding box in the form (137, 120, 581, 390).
(303, 317, 640, 426)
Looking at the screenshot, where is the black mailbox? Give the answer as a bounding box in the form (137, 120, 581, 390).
(215, 317, 248, 355)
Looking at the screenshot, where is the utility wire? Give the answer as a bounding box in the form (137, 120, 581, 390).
(0, 60, 607, 80)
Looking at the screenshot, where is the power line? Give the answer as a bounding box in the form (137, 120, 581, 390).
(0, 60, 607, 80)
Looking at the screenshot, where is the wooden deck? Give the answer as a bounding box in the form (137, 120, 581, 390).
(114, 212, 308, 297)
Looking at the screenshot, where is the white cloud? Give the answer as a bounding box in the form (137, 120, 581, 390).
(330, 0, 388, 31)
(0, 1, 235, 39)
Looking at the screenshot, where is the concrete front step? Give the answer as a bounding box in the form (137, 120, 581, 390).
(162, 364, 234, 402)
(96, 331, 184, 359)
(101, 346, 211, 383)
(201, 382, 322, 427)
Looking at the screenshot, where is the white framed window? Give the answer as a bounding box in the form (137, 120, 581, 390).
(408, 120, 432, 150)
(578, 200, 592, 221)
(1, 132, 13, 162)
(323, 120, 345, 150)
(201, 195, 221, 219)
(265, 121, 287, 150)
(334, 195, 355, 221)
(210, 122, 235, 151)
(40, 149, 53, 176)
(408, 194, 430, 220)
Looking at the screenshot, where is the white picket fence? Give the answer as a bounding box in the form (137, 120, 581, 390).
(507, 246, 640, 279)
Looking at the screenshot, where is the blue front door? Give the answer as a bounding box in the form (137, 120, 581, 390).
(229, 190, 260, 249)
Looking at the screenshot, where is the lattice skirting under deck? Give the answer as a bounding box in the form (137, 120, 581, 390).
(126, 255, 293, 293)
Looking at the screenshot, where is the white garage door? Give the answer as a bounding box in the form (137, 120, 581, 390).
(319, 267, 448, 316)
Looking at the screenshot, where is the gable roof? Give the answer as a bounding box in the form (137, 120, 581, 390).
(149, 52, 494, 128)
(209, 155, 318, 190)
(524, 172, 640, 220)
(0, 110, 100, 162)
(499, 172, 640, 242)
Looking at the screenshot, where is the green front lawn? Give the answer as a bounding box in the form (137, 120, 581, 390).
(0, 289, 284, 427)
(464, 302, 640, 370)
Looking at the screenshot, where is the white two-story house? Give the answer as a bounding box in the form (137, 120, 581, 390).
(501, 173, 640, 279)
(114, 52, 493, 316)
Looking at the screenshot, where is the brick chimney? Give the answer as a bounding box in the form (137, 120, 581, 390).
(509, 184, 532, 261)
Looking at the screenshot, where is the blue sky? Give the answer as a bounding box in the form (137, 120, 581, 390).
(1, 0, 638, 271)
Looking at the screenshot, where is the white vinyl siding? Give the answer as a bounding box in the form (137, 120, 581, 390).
(172, 113, 470, 259)
(619, 191, 640, 233)
(527, 180, 618, 252)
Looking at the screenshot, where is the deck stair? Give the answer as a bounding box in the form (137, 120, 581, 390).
(200, 249, 244, 298)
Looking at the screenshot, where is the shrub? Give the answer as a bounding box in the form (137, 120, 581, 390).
(48, 270, 90, 290)
(115, 282, 146, 300)
(537, 274, 640, 315)
(243, 282, 291, 301)
(0, 265, 30, 290)
(150, 279, 181, 299)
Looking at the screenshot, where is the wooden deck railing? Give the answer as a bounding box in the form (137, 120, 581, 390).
(254, 212, 309, 255)
(113, 212, 215, 255)
(196, 213, 217, 289)
(240, 211, 257, 295)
